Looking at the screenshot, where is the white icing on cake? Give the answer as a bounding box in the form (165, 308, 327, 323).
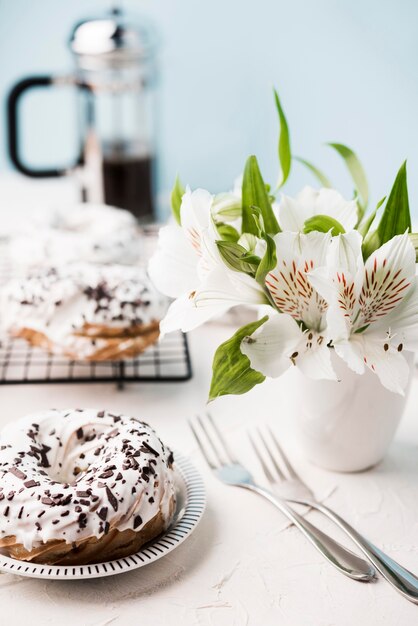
(10, 203, 142, 268)
(0, 409, 176, 551)
(0, 264, 168, 358)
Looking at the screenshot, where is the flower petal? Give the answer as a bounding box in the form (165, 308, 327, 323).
(277, 187, 318, 231)
(160, 267, 268, 336)
(307, 231, 364, 340)
(194, 267, 268, 309)
(240, 313, 337, 381)
(180, 187, 213, 254)
(240, 314, 301, 377)
(159, 292, 232, 336)
(266, 231, 331, 331)
(333, 338, 365, 375)
(335, 332, 410, 394)
(357, 233, 416, 328)
(148, 224, 199, 298)
(292, 330, 338, 380)
(315, 189, 358, 231)
(327, 230, 364, 278)
(375, 277, 418, 350)
(277, 186, 357, 233)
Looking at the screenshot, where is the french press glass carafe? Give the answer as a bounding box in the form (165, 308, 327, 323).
(7, 9, 157, 222)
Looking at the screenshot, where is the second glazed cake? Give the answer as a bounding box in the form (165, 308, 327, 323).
(1, 264, 168, 361)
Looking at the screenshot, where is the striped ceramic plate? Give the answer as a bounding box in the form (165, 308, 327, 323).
(0, 452, 205, 580)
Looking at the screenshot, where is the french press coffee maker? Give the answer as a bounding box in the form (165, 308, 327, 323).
(7, 8, 157, 221)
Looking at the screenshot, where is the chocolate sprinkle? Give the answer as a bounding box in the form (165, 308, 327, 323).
(24, 479, 39, 488)
(141, 442, 159, 457)
(76, 490, 90, 498)
(133, 515, 142, 529)
(97, 506, 108, 521)
(9, 467, 27, 480)
(105, 486, 118, 512)
(78, 513, 88, 529)
(99, 470, 114, 479)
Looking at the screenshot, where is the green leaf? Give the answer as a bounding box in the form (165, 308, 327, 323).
(242, 156, 280, 235)
(303, 214, 345, 236)
(377, 161, 411, 243)
(171, 175, 185, 225)
(241, 253, 262, 265)
(357, 196, 386, 238)
(327, 143, 369, 212)
(255, 234, 277, 285)
(216, 222, 240, 242)
(294, 156, 332, 188)
(409, 233, 418, 262)
(208, 317, 268, 401)
(216, 240, 258, 274)
(362, 162, 412, 259)
(273, 88, 291, 189)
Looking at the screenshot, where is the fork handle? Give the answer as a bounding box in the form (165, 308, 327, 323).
(305, 500, 418, 604)
(243, 484, 375, 581)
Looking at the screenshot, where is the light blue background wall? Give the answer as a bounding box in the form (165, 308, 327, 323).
(0, 0, 417, 218)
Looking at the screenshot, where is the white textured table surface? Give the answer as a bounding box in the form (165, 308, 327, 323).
(0, 176, 418, 625)
(0, 323, 417, 626)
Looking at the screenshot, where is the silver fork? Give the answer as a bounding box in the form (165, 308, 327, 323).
(189, 413, 374, 582)
(251, 425, 418, 605)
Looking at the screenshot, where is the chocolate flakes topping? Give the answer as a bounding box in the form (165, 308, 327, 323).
(0, 409, 174, 553)
(140, 442, 159, 457)
(105, 486, 118, 512)
(9, 467, 27, 480)
(97, 506, 108, 521)
(78, 513, 88, 529)
(76, 490, 90, 498)
(24, 479, 39, 489)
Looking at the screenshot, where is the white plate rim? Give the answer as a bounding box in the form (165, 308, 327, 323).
(0, 451, 205, 580)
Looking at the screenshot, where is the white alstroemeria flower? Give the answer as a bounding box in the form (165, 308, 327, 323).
(266, 231, 331, 331)
(278, 186, 358, 233)
(160, 265, 268, 335)
(308, 231, 417, 393)
(241, 231, 337, 381)
(149, 187, 214, 298)
(149, 186, 268, 336)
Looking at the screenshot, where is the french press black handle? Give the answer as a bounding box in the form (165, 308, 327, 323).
(7, 75, 75, 178)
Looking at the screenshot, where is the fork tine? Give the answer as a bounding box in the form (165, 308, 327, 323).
(248, 432, 275, 483)
(256, 427, 286, 480)
(188, 418, 217, 469)
(266, 426, 303, 483)
(195, 414, 226, 466)
(206, 412, 238, 464)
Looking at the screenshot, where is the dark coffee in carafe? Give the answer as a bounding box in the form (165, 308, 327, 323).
(102, 154, 155, 221)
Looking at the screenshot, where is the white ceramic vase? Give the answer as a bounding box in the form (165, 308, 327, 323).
(286, 351, 414, 472)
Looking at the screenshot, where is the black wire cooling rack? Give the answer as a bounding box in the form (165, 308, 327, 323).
(0, 237, 192, 387)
